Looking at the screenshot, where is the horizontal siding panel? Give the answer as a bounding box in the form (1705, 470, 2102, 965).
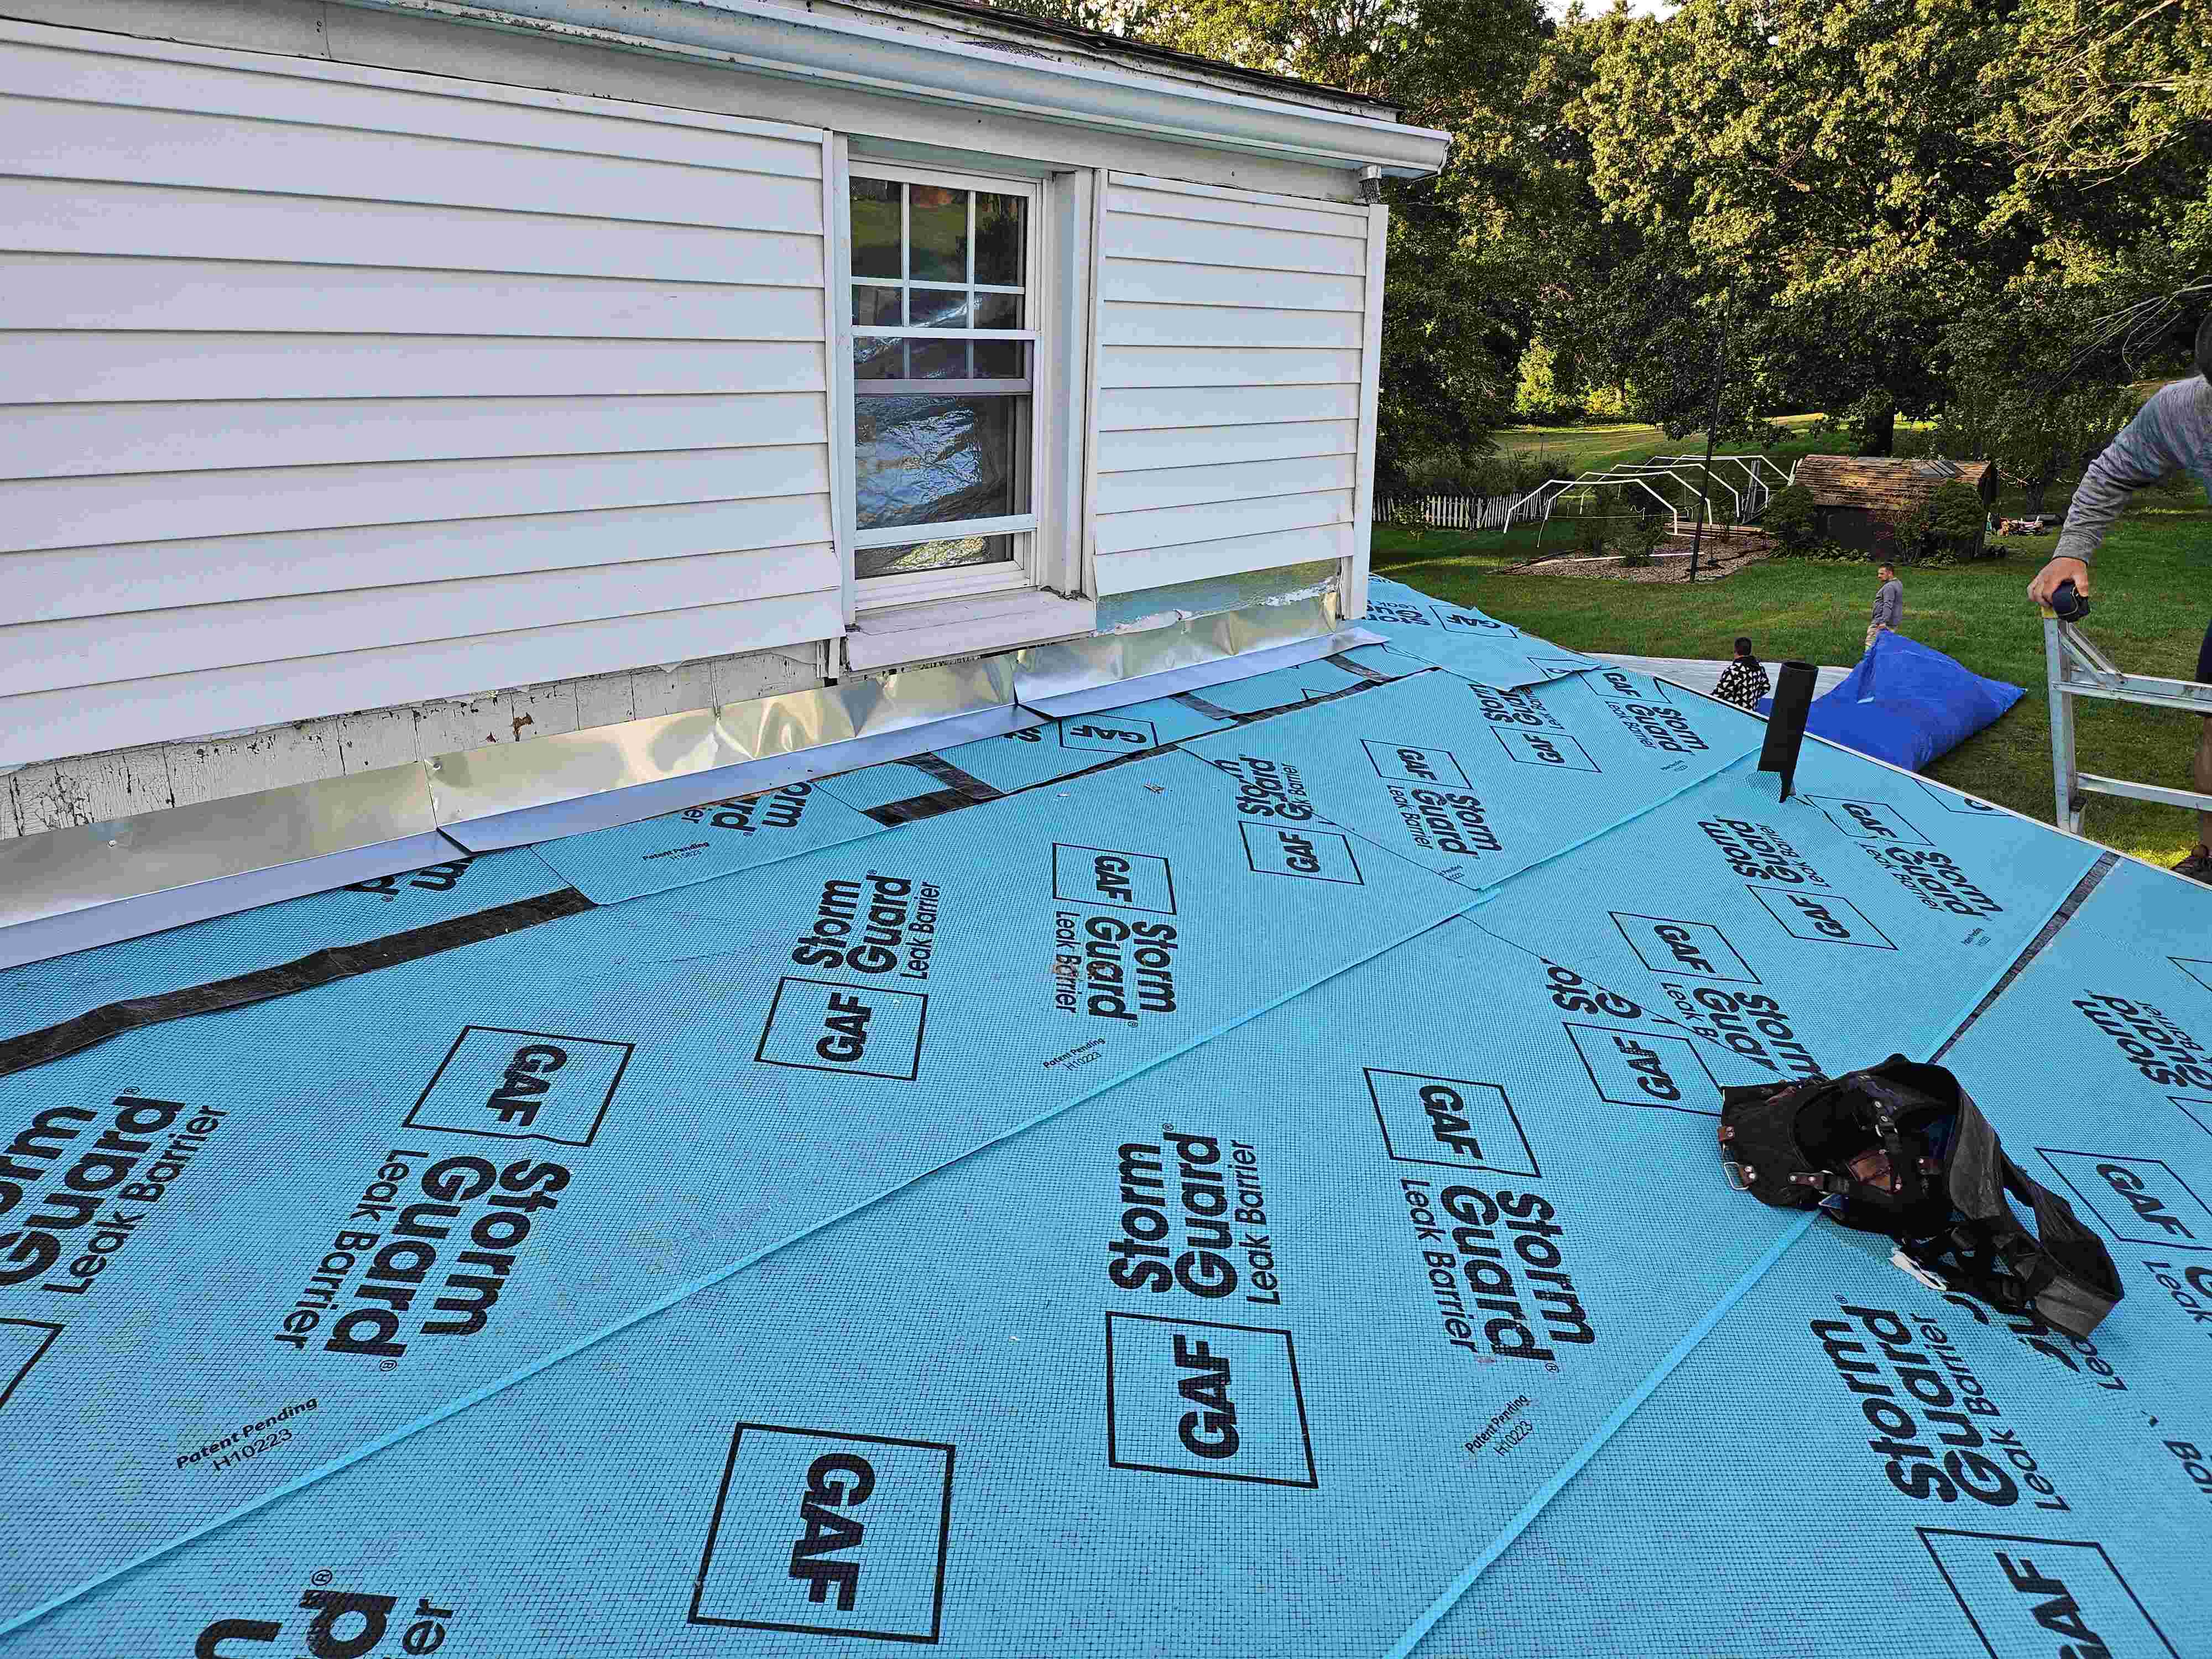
(1106, 176, 1363, 225)
(1105, 185, 1366, 242)
(1097, 419, 1358, 475)
(1096, 491, 1350, 557)
(7, 444, 829, 552)
(7, 392, 830, 480)
(14, 98, 826, 234)
(1102, 210, 1364, 277)
(1099, 257, 1363, 314)
(1095, 523, 1350, 596)
(0, 590, 844, 769)
(2, 36, 822, 170)
(1098, 384, 1360, 432)
(1100, 345, 1361, 390)
(11, 495, 836, 624)
(1100, 301, 1364, 352)
(0, 29, 844, 764)
(1094, 453, 1357, 517)
(0, 542, 839, 698)
(2, 255, 827, 339)
(9, 335, 825, 405)
(1, 178, 823, 283)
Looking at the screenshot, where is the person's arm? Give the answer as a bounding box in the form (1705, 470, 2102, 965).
(2031, 383, 2195, 602)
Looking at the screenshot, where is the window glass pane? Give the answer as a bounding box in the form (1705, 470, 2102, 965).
(849, 178, 901, 280)
(851, 285, 904, 327)
(975, 192, 1026, 286)
(905, 337, 970, 379)
(973, 338, 1028, 379)
(855, 534, 1013, 580)
(910, 289, 970, 329)
(908, 185, 968, 283)
(853, 336, 907, 380)
(854, 394, 1026, 531)
(972, 291, 1024, 331)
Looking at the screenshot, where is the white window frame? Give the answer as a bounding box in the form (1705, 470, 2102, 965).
(838, 158, 1048, 612)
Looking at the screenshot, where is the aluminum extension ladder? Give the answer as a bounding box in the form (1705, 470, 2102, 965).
(2044, 610, 2212, 832)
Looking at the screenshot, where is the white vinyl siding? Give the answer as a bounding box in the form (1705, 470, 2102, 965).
(0, 22, 842, 766)
(1091, 174, 1383, 597)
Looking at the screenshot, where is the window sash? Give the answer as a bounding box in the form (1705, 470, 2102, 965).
(853, 512, 1036, 551)
(853, 328, 1039, 341)
(853, 378, 1032, 397)
(845, 160, 1044, 591)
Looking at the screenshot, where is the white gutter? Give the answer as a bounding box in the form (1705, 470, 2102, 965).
(327, 0, 1453, 176)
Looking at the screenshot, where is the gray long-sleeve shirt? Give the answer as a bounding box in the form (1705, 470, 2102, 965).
(1871, 577, 1902, 629)
(2056, 377, 2212, 564)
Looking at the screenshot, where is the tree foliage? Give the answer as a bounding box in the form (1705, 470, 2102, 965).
(978, 0, 2209, 491)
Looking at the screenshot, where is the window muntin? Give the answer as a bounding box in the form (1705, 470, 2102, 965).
(847, 170, 1038, 588)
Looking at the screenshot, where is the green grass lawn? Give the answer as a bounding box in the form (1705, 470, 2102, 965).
(1373, 504, 2212, 868)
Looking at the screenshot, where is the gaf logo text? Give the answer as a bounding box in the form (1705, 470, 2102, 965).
(1363, 739, 1470, 789)
(406, 1027, 634, 1147)
(1104, 1312, 1316, 1488)
(692, 1423, 954, 1644)
(1052, 843, 1177, 914)
(1364, 1067, 1538, 1176)
(1919, 1529, 2178, 1658)
(1562, 1023, 1722, 1117)
(1491, 727, 1599, 771)
(756, 978, 929, 1082)
(2038, 1150, 2212, 1253)
(1609, 914, 1759, 984)
(1240, 821, 1364, 885)
(1808, 796, 1933, 846)
(1060, 717, 1156, 753)
(1747, 885, 1896, 950)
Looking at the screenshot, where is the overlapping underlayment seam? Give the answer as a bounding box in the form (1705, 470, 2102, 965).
(1386, 816, 2132, 1653)
(1383, 1209, 1822, 1659)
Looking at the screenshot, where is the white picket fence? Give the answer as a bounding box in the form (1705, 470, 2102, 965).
(1373, 492, 1520, 531)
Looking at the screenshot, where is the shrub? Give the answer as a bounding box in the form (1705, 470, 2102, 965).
(1895, 481, 1988, 562)
(1764, 483, 1820, 552)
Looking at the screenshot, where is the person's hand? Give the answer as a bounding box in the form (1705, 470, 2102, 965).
(2028, 557, 2089, 608)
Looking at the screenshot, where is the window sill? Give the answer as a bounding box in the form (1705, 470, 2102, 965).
(842, 588, 1097, 672)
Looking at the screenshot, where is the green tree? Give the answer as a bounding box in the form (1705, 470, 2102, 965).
(1984, 0, 2212, 278)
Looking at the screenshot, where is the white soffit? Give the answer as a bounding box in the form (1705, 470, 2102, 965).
(330, 0, 1453, 176)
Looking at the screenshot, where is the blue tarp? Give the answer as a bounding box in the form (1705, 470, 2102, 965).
(1760, 630, 2025, 772)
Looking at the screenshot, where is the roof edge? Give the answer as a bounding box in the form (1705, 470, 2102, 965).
(327, 0, 1452, 176)
(841, 0, 1396, 118)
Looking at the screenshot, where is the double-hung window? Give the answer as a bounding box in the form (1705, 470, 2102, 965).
(846, 163, 1041, 604)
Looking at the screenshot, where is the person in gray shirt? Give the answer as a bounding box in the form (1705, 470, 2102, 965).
(1868, 562, 1903, 653)
(2028, 312, 2212, 878)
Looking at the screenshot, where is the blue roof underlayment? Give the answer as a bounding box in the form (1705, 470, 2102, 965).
(0, 581, 2204, 1656)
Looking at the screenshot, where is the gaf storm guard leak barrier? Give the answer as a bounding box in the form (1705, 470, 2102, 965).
(0, 752, 1475, 1634)
(0, 580, 2203, 1656)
